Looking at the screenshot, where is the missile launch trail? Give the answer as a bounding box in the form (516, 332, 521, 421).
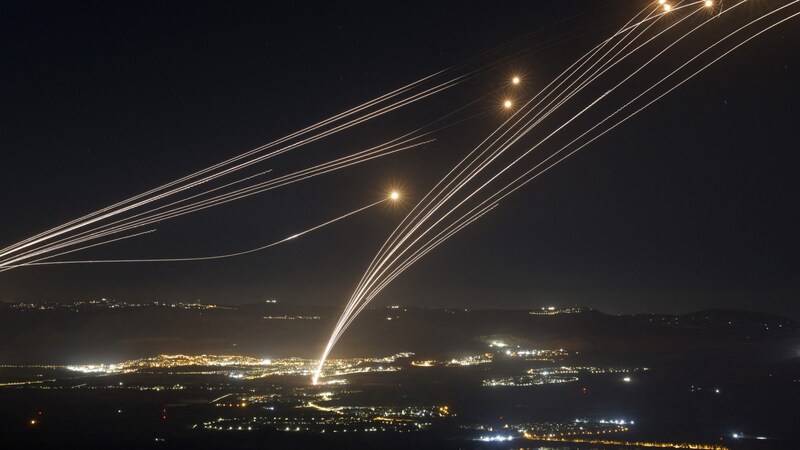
(0, 14, 610, 270)
(4, 197, 395, 269)
(312, 0, 800, 384)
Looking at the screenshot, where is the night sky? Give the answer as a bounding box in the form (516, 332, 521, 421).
(2, 1, 798, 319)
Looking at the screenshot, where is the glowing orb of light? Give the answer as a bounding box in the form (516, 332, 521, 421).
(503, 100, 513, 108)
(512, 76, 521, 85)
(390, 191, 400, 201)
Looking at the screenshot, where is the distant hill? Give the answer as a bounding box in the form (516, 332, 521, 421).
(0, 300, 797, 365)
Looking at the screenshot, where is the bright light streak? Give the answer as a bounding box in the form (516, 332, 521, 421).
(477, 435, 515, 442)
(0, 70, 469, 265)
(313, 203, 497, 384)
(0, 138, 432, 270)
(0, 0, 664, 272)
(314, 1, 683, 383)
(8, 198, 390, 267)
(1, 18, 578, 269)
(312, 0, 800, 385)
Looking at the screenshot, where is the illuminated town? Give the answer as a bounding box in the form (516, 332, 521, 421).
(0, 338, 764, 449)
(529, 306, 589, 315)
(64, 352, 413, 379)
(5, 297, 232, 312)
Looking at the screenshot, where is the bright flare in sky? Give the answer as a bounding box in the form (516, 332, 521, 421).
(390, 191, 400, 201)
(512, 76, 520, 85)
(503, 100, 513, 108)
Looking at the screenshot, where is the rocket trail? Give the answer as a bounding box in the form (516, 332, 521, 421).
(4, 198, 391, 269)
(340, 0, 726, 326)
(342, 0, 716, 325)
(313, 0, 799, 383)
(1, 89, 492, 270)
(0, 138, 433, 270)
(342, 1, 662, 314)
(0, 61, 465, 260)
(0, 77, 463, 264)
(0, 71, 501, 271)
(335, 10, 658, 340)
(381, 0, 800, 291)
(311, 202, 498, 384)
(0, 15, 603, 267)
(319, 4, 665, 379)
(0, 80, 500, 271)
(327, 203, 499, 350)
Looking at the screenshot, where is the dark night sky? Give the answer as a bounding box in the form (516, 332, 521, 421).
(1, 1, 798, 318)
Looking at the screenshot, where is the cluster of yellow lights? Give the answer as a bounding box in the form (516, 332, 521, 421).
(523, 425, 629, 440)
(503, 75, 522, 109)
(523, 434, 729, 450)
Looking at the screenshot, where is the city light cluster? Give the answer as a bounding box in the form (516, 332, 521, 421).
(529, 306, 588, 315)
(65, 352, 414, 379)
(199, 403, 448, 434)
(502, 348, 569, 360)
(446, 353, 494, 366)
(3, 298, 230, 311)
(482, 366, 647, 387)
(524, 434, 729, 450)
(262, 315, 320, 320)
